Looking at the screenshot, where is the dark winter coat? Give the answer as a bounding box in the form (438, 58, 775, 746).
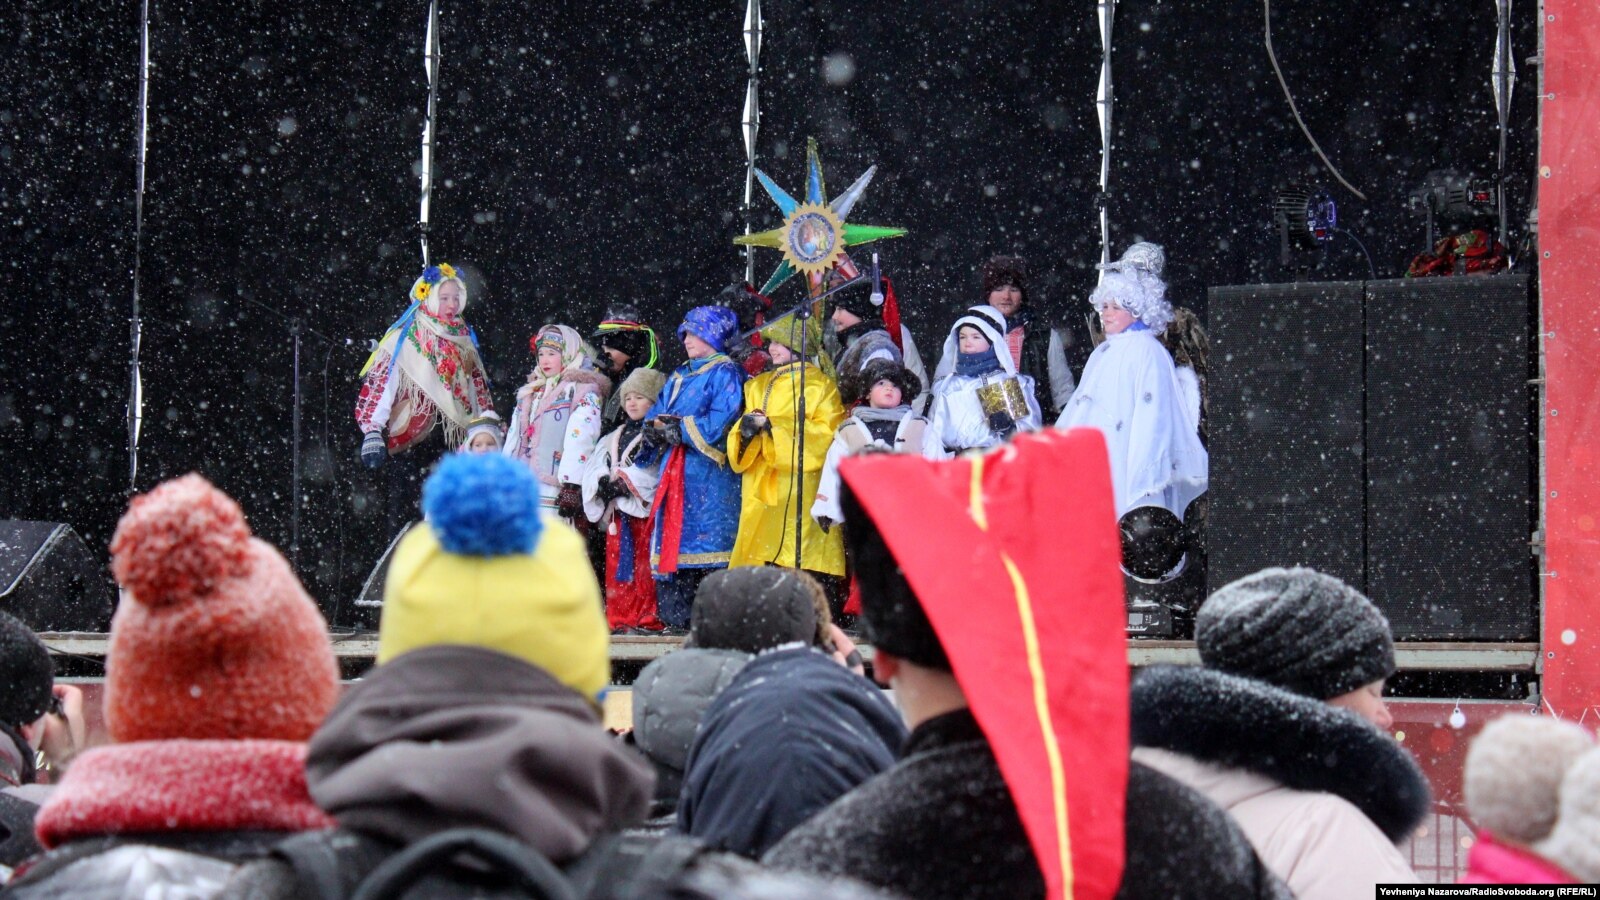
(217, 646, 656, 899)
(0, 733, 45, 870)
(631, 648, 752, 822)
(676, 646, 905, 858)
(764, 707, 1289, 900)
(1009, 306, 1072, 421)
(1131, 665, 1431, 898)
(3, 740, 332, 899)
(306, 645, 654, 862)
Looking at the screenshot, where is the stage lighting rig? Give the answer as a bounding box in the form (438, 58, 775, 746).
(1274, 185, 1337, 274)
(1408, 169, 1499, 250)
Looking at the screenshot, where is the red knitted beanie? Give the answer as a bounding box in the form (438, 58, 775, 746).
(106, 474, 339, 743)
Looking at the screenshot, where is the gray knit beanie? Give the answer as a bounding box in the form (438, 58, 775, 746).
(1465, 715, 1594, 845)
(689, 566, 819, 655)
(1195, 567, 1395, 700)
(1536, 747, 1600, 882)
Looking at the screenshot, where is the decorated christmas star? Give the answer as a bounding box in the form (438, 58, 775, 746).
(736, 137, 906, 297)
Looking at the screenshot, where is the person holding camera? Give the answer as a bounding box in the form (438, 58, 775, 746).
(0, 611, 83, 870)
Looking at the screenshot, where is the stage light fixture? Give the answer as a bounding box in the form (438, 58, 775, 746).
(1274, 184, 1336, 272)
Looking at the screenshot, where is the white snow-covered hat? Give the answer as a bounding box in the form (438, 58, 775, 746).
(1091, 243, 1174, 332)
(1466, 716, 1594, 845)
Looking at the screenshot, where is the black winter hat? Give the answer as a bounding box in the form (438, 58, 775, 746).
(827, 276, 881, 324)
(841, 486, 951, 672)
(856, 358, 922, 405)
(0, 610, 54, 728)
(689, 566, 819, 655)
(1195, 566, 1395, 700)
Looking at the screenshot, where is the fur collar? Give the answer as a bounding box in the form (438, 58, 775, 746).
(1131, 665, 1430, 842)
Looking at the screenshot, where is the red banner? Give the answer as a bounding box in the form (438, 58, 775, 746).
(1538, 2, 1600, 712)
(843, 430, 1128, 900)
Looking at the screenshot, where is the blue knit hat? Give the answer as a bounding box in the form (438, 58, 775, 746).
(676, 305, 740, 354)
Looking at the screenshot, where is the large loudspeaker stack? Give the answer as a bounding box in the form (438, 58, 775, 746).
(1208, 276, 1534, 640)
(0, 520, 115, 632)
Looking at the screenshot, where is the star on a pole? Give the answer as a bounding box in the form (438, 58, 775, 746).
(735, 137, 906, 296)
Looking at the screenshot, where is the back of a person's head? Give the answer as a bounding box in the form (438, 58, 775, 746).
(1467, 716, 1595, 845)
(689, 566, 819, 655)
(841, 487, 950, 671)
(378, 453, 610, 702)
(633, 647, 752, 773)
(0, 610, 54, 733)
(107, 473, 338, 742)
(1195, 566, 1394, 700)
(1536, 746, 1600, 882)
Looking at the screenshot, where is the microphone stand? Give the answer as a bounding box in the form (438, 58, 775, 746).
(794, 302, 808, 572)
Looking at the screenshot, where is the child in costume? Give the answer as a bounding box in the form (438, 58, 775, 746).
(356, 262, 494, 462)
(927, 305, 1043, 453)
(590, 303, 661, 431)
(812, 358, 945, 530)
(637, 305, 746, 631)
(581, 367, 669, 634)
(727, 311, 847, 591)
(1058, 242, 1208, 520)
(461, 412, 504, 454)
(503, 324, 612, 523)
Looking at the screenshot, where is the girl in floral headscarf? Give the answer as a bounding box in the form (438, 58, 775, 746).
(356, 263, 494, 464)
(503, 324, 612, 522)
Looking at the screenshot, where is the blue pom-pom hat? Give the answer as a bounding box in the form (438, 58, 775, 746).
(376, 452, 610, 700)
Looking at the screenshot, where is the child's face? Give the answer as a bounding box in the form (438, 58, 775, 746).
(768, 342, 796, 366)
(435, 281, 463, 319)
(957, 325, 991, 354)
(682, 332, 714, 359)
(1098, 301, 1136, 335)
(466, 432, 499, 453)
(623, 392, 653, 421)
(537, 345, 564, 375)
(868, 379, 903, 409)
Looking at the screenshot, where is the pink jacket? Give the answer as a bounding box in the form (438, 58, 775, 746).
(1461, 832, 1577, 885)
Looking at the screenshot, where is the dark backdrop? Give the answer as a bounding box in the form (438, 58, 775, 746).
(1, 0, 1537, 619)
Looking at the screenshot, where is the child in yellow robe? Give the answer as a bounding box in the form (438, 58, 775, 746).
(727, 311, 847, 599)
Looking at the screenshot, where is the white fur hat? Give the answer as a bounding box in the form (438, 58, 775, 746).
(1465, 715, 1594, 844)
(1536, 746, 1600, 882)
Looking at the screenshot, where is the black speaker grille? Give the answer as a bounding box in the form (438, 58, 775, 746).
(1208, 282, 1367, 591)
(1365, 276, 1533, 639)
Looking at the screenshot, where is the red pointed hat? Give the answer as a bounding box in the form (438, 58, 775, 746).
(841, 430, 1129, 900)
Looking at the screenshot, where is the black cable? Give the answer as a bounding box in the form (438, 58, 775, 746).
(1336, 228, 1378, 279)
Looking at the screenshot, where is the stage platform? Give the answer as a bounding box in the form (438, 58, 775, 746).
(39, 632, 1540, 673)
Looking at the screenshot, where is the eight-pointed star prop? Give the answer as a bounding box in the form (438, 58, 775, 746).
(735, 137, 906, 297)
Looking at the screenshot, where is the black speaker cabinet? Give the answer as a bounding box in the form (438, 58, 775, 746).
(0, 520, 114, 632)
(1364, 276, 1533, 639)
(1208, 282, 1367, 591)
(1208, 276, 1533, 640)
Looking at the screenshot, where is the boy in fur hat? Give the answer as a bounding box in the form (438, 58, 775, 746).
(582, 366, 670, 633)
(813, 358, 945, 532)
(504, 324, 612, 524)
